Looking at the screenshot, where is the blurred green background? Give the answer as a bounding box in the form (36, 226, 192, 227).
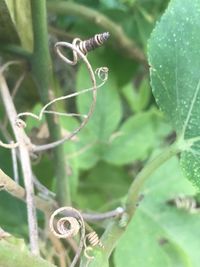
(1, 0, 200, 266)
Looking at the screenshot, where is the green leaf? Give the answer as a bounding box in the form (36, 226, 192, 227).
(0, 192, 27, 237)
(77, 161, 130, 210)
(77, 54, 122, 141)
(0, 0, 33, 50)
(68, 127, 100, 170)
(0, 238, 56, 267)
(59, 116, 80, 198)
(122, 78, 151, 113)
(114, 157, 200, 267)
(73, 54, 122, 169)
(0, 0, 20, 44)
(148, 0, 200, 188)
(103, 109, 172, 165)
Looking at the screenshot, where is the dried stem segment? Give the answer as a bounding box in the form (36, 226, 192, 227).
(0, 73, 39, 255)
(0, 168, 55, 213)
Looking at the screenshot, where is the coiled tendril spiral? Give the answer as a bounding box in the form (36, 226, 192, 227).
(55, 32, 110, 65)
(168, 195, 200, 214)
(74, 32, 110, 55)
(49, 207, 85, 267)
(85, 231, 104, 248)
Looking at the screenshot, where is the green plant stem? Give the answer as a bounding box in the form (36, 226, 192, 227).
(47, 1, 147, 65)
(88, 144, 179, 266)
(30, 0, 71, 205)
(125, 144, 179, 217)
(0, 44, 31, 59)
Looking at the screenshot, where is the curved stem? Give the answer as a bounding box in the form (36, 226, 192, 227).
(88, 143, 180, 266)
(30, 0, 71, 205)
(125, 144, 179, 217)
(47, 1, 147, 65)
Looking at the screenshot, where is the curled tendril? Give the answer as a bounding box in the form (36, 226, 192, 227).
(53, 216, 80, 238)
(56, 32, 109, 65)
(83, 231, 104, 266)
(84, 231, 104, 249)
(95, 67, 109, 82)
(49, 207, 85, 267)
(0, 38, 109, 151)
(49, 207, 105, 267)
(15, 41, 109, 153)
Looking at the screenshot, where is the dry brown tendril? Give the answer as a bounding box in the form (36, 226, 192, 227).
(49, 207, 85, 267)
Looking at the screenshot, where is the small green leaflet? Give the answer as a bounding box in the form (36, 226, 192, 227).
(148, 0, 200, 188)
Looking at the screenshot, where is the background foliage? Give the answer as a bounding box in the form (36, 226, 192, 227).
(0, 0, 200, 266)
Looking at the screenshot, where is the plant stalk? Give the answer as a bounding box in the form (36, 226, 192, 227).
(0, 74, 39, 255)
(30, 0, 71, 205)
(88, 144, 179, 266)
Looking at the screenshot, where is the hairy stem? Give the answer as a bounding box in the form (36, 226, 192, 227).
(30, 0, 71, 205)
(89, 144, 179, 266)
(47, 1, 147, 65)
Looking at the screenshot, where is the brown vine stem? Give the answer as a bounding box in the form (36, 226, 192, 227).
(47, 1, 147, 65)
(0, 168, 56, 213)
(0, 73, 39, 254)
(48, 233, 67, 267)
(0, 167, 122, 224)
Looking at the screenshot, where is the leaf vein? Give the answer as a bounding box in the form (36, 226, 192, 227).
(182, 77, 200, 137)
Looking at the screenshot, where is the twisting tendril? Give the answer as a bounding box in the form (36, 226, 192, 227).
(167, 195, 200, 214)
(84, 231, 104, 264)
(49, 207, 104, 267)
(0, 34, 109, 151)
(15, 33, 110, 152)
(49, 207, 85, 267)
(56, 32, 109, 65)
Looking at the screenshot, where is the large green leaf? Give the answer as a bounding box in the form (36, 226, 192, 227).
(148, 0, 200, 187)
(103, 109, 172, 165)
(114, 157, 200, 267)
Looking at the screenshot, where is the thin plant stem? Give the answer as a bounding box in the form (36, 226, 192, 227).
(10, 141, 19, 184)
(0, 44, 31, 60)
(0, 168, 57, 214)
(30, 0, 71, 205)
(87, 144, 179, 266)
(0, 74, 39, 255)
